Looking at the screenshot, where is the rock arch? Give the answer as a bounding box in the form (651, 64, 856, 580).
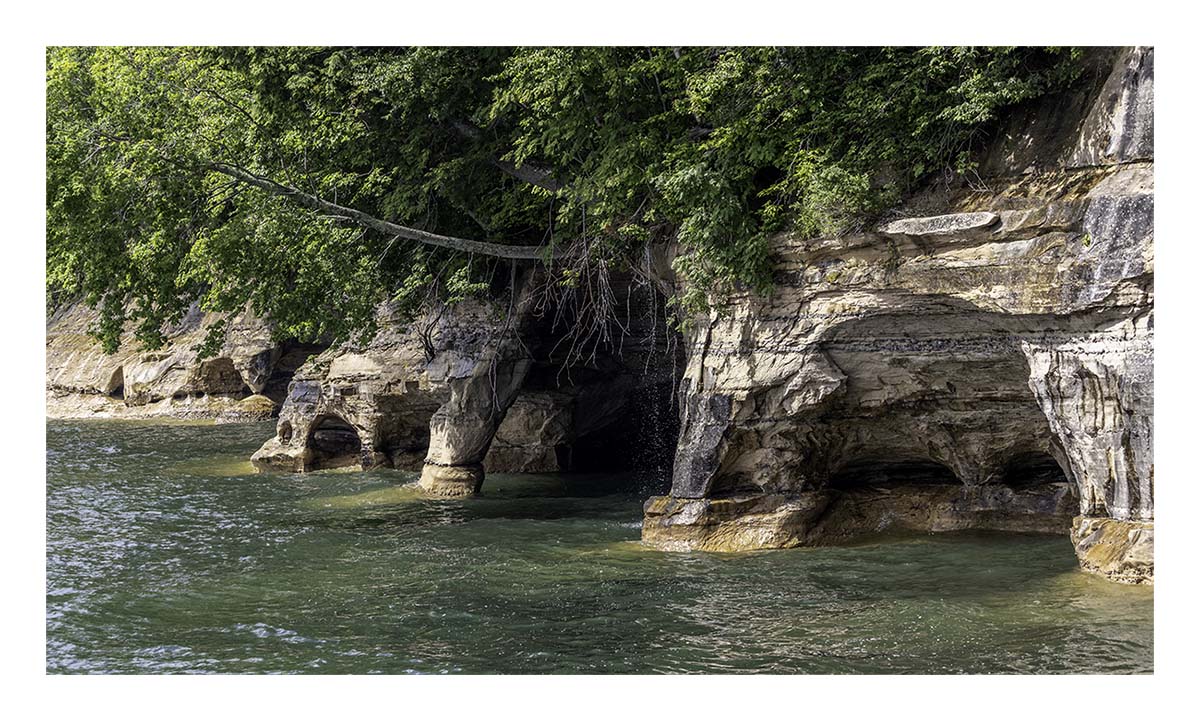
(305, 415, 365, 471)
(418, 338, 533, 496)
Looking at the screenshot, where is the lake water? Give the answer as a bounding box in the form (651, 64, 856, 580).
(46, 420, 1153, 674)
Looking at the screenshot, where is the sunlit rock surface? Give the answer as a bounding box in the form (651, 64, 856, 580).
(46, 302, 317, 421)
(1071, 517, 1154, 584)
(642, 47, 1154, 584)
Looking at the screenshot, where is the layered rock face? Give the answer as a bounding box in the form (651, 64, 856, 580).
(250, 269, 681, 496)
(643, 47, 1154, 583)
(46, 301, 321, 422)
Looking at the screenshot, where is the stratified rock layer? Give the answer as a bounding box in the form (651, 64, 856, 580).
(644, 483, 1078, 552)
(642, 47, 1154, 584)
(249, 270, 680, 492)
(46, 302, 317, 421)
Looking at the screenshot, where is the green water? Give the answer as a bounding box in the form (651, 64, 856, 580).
(46, 420, 1153, 674)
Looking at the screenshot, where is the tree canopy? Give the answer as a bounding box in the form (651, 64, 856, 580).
(46, 46, 1083, 353)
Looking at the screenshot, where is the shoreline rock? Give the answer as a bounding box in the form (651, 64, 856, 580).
(642, 483, 1077, 553)
(1071, 517, 1154, 584)
(641, 47, 1154, 583)
(46, 300, 321, 423)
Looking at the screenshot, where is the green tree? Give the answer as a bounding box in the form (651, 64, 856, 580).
(46, 46, 1082, 353)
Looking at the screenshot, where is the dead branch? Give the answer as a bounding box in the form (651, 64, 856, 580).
(208, 162, 563, 261)
(449, 120, 563, 192)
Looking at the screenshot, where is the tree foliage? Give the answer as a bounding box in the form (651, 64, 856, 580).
(47, 46, 1083, 352)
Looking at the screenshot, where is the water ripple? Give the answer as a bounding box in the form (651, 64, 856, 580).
(46, 420, 1153, 674)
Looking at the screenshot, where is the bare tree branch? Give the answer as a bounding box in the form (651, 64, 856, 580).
(208, 162, 562, 261)
(449, 121, 563, 192)
(491, 157, 562, 193)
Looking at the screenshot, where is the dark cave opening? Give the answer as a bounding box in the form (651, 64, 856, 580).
(307, 415, 364, 471)
(106, 367, 124, 400)
(263, 341, 329, 404)
(196, 357, 254, 399)
(816, 451, 1076, 538)
(996, 450, 1070, 489)
(827, 457, 962, 490)
(560, 381, 680, 495)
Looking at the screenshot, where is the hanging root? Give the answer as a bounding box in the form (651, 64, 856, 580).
(526, 237, 683, 394)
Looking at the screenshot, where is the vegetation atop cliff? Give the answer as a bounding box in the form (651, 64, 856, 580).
(46, 46, 1081, 352)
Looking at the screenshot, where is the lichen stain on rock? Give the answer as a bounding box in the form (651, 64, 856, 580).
(1071, 517, 1154, 585)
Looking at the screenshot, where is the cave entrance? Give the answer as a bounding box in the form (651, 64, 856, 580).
(306, 415, 364, 471)
(263, 341, 328, 404)
(105, 367, 124, 400)
(562, 380, 680, 496)
(995, 450, 1070, 489)
(827, 457, 961, 490)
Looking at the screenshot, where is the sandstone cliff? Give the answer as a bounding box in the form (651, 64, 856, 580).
(248, 270, 681, 494)
(46, 301, 321, 422)
(643, 47, 1153, 584)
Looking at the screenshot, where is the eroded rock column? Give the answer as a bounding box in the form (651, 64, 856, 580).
(1024, 320, 1154, 584)
(418, 338, 533, 496)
